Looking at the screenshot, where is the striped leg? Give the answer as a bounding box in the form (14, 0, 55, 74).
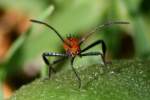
(42, 52, 68, 78)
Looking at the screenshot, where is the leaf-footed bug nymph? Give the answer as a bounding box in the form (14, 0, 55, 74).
(30, 19, 129, 88)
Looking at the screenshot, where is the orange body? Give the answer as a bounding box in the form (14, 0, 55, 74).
(63, 37, 81, 57)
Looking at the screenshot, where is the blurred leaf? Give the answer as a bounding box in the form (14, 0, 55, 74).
(132, 17, 150, 57)
(123, 0, 150, 57)
(0, 65, 6, 82)
(37, 5, 55, 20)
(0, 0, 47, 16)
(123, 0, 142, 14)
(0, 84, 3, 100)
(102, 0, 131, 58)
(5, 29, 32, 62)
(3, 28, 32, 75)
(2, 5, 55, 75)
(49, 0, 108, 34)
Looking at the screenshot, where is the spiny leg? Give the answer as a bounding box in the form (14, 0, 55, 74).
(42, 52, 68, 78)
(80, 40, 107, 65)
(71, 57, 81, 88)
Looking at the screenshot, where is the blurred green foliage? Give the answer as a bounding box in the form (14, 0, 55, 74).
(0, 0, 150, 99)
(0, 84, 3, 100)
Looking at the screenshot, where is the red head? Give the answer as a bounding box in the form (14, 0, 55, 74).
(63, 37, 80, 57)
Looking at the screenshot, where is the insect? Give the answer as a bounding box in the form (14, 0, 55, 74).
(30, 19, 129, 88)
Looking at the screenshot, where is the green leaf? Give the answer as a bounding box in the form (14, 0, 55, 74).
(10, 59, 150, 100)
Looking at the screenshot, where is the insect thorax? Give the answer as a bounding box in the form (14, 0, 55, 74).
(63, 37, 81, 56)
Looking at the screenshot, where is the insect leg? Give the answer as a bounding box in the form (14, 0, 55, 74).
(80, 52, 105, 62)
(42, 52, 68, 78)
(71, 57, 81, 88)
(80, 52, 103, 56)
(80, 40, 107, 64)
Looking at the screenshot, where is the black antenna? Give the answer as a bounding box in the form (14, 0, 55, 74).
(30, 19, 70, 46)
(79, 21, 129, 45)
